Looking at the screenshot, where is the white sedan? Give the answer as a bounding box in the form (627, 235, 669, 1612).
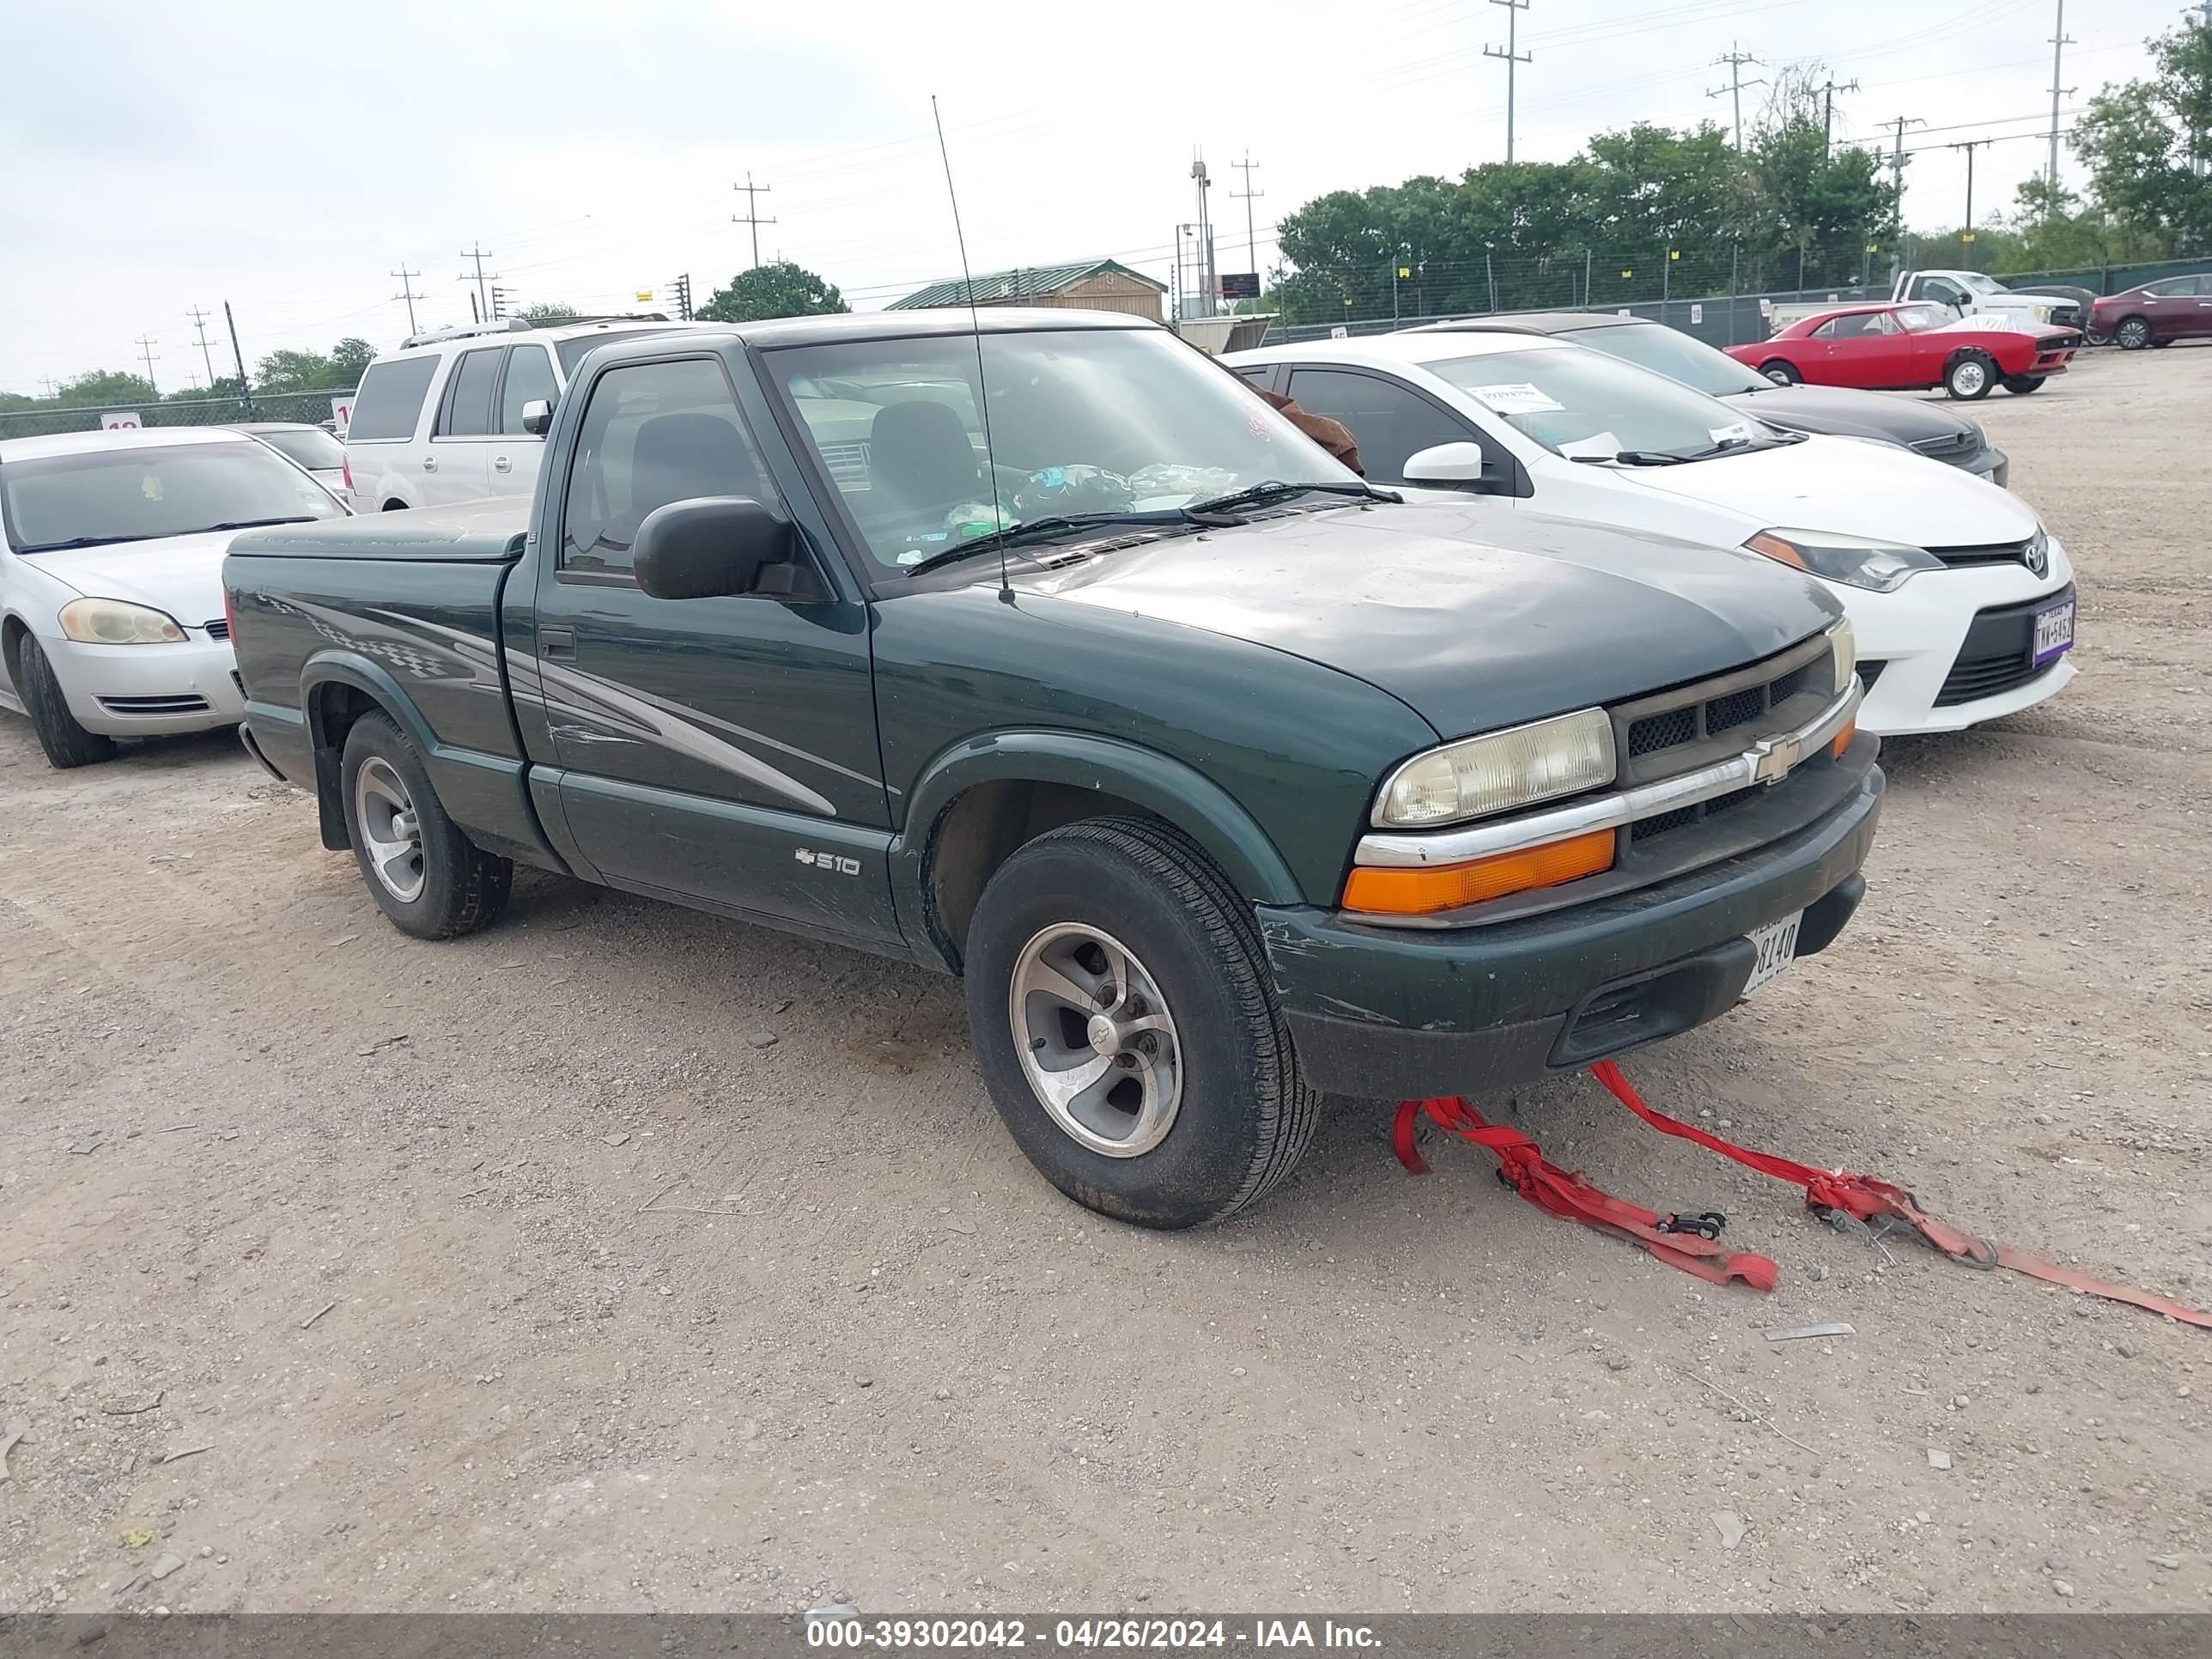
(1224, 331, 2076, 736)
(0, 426, 349, 767)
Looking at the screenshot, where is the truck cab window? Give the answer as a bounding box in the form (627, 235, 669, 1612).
(1282, 368, 1472, 483)
(559, 357, 777, 578)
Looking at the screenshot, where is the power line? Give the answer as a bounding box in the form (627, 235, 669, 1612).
(1484, 0, 1533, 161)
(185, 307, 218, 386)
(132, 335, 159, 395)
(392, 266, 422, 335)
(459, 245, 497, 321)
(732, 173, 776, 268)
(1708, 40, 1766, 149)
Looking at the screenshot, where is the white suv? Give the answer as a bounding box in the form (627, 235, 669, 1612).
(343, 316, 698, 512)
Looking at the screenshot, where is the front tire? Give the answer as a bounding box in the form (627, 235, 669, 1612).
(2114, 317, 2152, 350)
(963, 816, 1320, 1229)
(339, 712, 511, 939)
(1945, 352, 1996, 400)
(2002, 375, 2046, 394)
(15, 635, 117, 769)
(1759, 360, 1802, 386)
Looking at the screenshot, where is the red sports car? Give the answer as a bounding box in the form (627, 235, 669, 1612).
(1725, 302, 2081, 400)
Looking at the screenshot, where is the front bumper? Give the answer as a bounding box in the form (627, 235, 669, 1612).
(1843, 544, 2076, 736)
(1964, 445, 2008, 489)
(1261, 762, 1882, 1098)
(40, 629, 245, 735)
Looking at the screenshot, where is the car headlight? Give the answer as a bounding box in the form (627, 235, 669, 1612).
(1746, 527, 1944, 593)
(57, 598, 188, 645)
(1375, 707, 1615, 829)
(1827, 617, 1856, 696)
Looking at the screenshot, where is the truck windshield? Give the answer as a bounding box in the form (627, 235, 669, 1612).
(3, 441, 344, 553)
(1958, 272, 2006, 295)
(1560, 321, 1768, 398)
(761, 327, 1360, 571)
(1422, 346, 1789, 463)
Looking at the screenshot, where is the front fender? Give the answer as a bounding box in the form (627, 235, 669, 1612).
(890, 730, 1306, 966)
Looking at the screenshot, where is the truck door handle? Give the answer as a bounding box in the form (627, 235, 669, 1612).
(493, 455, 513, 472)
(422, 456, 439, 471)
(540, 626, 577, 661)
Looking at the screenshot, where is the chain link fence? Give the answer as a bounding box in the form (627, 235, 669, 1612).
(0, 387, 353, 442)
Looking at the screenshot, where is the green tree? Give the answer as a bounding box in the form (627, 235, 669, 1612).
(518, 302, 580, 325)
(331, 337, 375, 380)
(697, 261, 848, 323)
(59, 368, 159, 406)
(2072, 17, 2212, 252)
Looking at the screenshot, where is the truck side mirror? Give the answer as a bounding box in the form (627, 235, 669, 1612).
(1401, 441, 1501, 488)
(633, 496, 819, 603)
(520, 398, 555, 436)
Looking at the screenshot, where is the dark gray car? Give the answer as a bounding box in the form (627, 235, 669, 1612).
(1409, 313, 2008, 487)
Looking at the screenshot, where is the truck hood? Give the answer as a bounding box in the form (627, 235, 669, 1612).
(17, 529, 235, 628)
(1015, 500, 1840, 739)
(1612, 433, 2038, 548)
(1723, 382, 1984, 448)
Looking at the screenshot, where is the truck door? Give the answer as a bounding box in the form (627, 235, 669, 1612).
(531, 352, 901, 946)
(489, 341, 556, 502)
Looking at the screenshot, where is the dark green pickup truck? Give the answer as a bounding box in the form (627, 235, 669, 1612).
(225, 309, 1880, 1227)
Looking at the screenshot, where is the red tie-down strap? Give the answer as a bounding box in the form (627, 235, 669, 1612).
(1587, 1060, 2212, 1330)
(1392, 1095, 1779, 1291)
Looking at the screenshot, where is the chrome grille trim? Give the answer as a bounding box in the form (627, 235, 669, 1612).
(1352, 682, 1861, 870)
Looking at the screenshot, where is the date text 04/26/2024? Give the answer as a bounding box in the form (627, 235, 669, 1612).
(805, 1618, 1382, 1650)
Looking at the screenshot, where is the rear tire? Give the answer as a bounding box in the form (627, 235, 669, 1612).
(1945, 352, 1996, 400)
(963, 816, 1320, 1230)
(1759, 360, 1802, 386)
(339, 711, 511, 939)
(2002, 375, 2046, 394)
(15, 635, 118, 769)
(2114, 317, 2153, 350)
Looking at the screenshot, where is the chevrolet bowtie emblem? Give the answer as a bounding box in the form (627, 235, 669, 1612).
(1751, 733, 1802, 786)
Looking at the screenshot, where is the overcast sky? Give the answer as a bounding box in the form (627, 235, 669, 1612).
(0, 0, 2187, 395)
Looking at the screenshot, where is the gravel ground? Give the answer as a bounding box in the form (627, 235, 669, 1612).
(2, 344, 2207, 1617)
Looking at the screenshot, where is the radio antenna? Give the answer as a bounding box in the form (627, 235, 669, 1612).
(931, 95, 1011, 602)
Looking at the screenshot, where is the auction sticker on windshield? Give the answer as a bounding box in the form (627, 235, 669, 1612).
(1465, 382, 1566, 416)
(1741, 911, 1802, 999)
(2033, 596, 2075, 666)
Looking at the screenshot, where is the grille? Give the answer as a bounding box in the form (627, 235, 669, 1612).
(1936, 653, 2054, 707)
(1928, 539, 2034, 569)
(203, 617, 231, 640)
(817, 439, 872, 487)
(1620, 642, 1830, 774)
(98, 694, 210, 715)
(1707, 686, 1765, 737)
(1629, 805, 1699, 842)
(1909, 431, 1973, 458)
(1857, 659, 1888, 691)
(1626, 707, 1695, 757)
(1705, 785, 1761, 817)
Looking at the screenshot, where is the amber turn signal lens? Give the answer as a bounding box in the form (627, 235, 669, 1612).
(1832, 720, 1856, 759)
(1343, 829, 1616, 917)
(1745, 531, 1808, 569)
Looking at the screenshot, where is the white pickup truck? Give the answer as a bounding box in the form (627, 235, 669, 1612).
(1772, 270, 2088, 334)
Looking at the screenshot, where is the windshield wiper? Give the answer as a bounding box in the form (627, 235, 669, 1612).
(901, 508, 1199, 577)
(1568, 449, 1689, 467)
(13, 533, 160, 553)
(200, 516, 324, 532)
(1188, 478, 1399, 515)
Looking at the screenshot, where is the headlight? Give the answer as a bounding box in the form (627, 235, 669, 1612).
(1827, 617, 1856, 696)
(1375, 707, 1615, 829)
(1746, 527, 1944, 593)
(57, 598, 187, 645)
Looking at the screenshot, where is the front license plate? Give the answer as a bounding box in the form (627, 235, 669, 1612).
(1741, 911, 1802, 999)
(2033, 597, 2076, 666)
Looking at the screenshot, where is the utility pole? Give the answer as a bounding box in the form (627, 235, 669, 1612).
(1484, 0, 1532, 163)
(185, 306, 218, 386)
(1815, 75, 1859, 150)
(1228, 152, 1262, 294)
(2046, 0, 2075, 202)
(489, 285, 513, 320)
(392, 266, 422, 335)
(459, 245, 496, 321)
(1950, 137, 1993, 260)
(669, 274, 693, 319)
(1708, 41, 1766, 149)
(1881, 114, 1927, 225)
(132, 335, 159, 395)
(223, 302, 253, 417)
(732, 173, 775, 268)
(1191, 151, 1217, 315)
